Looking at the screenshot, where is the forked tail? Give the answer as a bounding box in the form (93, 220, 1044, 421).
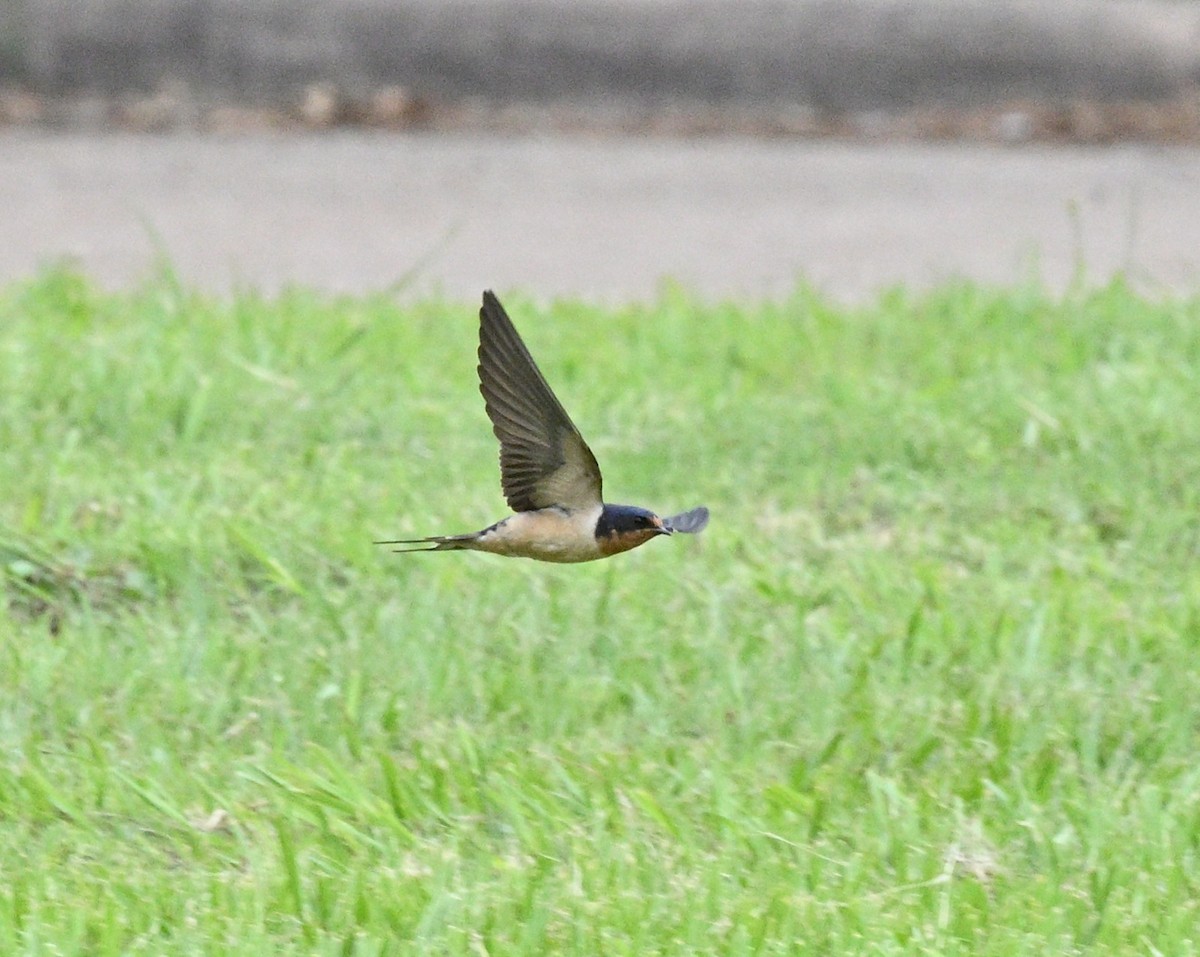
(372, 533, 480, 554)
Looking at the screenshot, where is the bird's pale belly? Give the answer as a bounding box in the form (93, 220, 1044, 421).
(474, 506, 605, 563)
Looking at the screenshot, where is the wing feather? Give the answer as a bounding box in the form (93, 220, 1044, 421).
(663, 506, 709, 534)
(477, 291, 603, 512)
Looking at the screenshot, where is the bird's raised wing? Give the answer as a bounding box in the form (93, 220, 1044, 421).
(663, 506, 709, 534)
(477, 291, 604, 513)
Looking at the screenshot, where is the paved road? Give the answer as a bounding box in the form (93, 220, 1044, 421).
(6, 131, 1199, 301)
(22, 1, 1200, 111)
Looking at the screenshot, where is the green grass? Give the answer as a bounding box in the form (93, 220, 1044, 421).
(3, 266, 1200, 954)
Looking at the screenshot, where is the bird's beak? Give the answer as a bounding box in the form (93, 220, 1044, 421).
(653, 517, 673, 535)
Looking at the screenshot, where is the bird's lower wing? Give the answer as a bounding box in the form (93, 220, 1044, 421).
(663, 506, 709, 534)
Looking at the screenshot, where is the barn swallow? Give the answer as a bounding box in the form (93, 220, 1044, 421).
(376, 291, 709, 563)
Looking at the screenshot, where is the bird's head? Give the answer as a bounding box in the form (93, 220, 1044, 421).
(595, 503, 672, 555)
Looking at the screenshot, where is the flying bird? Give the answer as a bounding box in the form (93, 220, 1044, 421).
(376, 291, 709, 563)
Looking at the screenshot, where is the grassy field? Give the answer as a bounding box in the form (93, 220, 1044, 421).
(2, 268, 1200, 954)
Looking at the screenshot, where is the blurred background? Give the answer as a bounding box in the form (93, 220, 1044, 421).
(3, 0, 1200, 299)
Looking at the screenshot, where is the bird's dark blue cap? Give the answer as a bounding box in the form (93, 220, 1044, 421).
(595, 504, 668, 538)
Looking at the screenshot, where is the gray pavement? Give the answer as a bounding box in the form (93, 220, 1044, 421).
(9, 1, 1200, 303)
(17, 1, 1200, 112)
(5, 130, 1199, 302)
